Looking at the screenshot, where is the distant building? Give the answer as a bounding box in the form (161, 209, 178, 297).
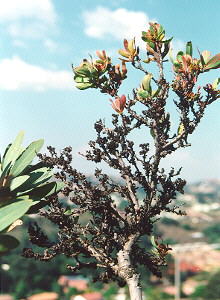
(58, 275, 88, 292)
(162, 286, 176, 296)
(0, 295, 13, 300)
(182, 279, 206, 296)
(72, 292, 103, 300)
(168, 261, 200, 276)
(27, 292, 58, 300)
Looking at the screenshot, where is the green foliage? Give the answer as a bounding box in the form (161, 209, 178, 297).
(181, 223, 194, 231)
(191, 284, 206, 299)
(0, 199, 34, 232)
(163, 238, 177, 245)
(0, 218, 108, 297)
(13, 279, 30, 299)
(144, 288, 172, 300)
(0, 224, 71, 298)
(0, 132, 64, 255)
(160, 217, 180, 226)
(170, 41, 220, 75)
(203, 223, 220, 243)
(0, 234, 19, 255)
(73, 51, 111, 90)
(103, 283, 118, 300)
(0, 132, 64, 206)
(200, 269, 220, 299)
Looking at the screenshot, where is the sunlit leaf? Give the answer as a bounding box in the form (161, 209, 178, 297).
(186, 41, 193, 56)
(10, 175, 30, 191)
(10, 139, 44, 177)
(0, 199, 34, 231)
(2, 131, 25, 172)
(204, 53, 220, 71)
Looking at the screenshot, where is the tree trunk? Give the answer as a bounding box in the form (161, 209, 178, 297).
(117, 235, 143, 300)
(126, 273, 143, 300)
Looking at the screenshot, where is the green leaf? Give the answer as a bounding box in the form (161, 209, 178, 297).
(2, 131, 24, 171)
(23, 161, 46, 174)
(150, 128, 156, 139)
(186, 41, 193, 56)
(0, 235, 19, 254)
(178, 123, 185, 135)
(199, 52, 205, 66)
(176, 51, 184, 62)
(29, 181, 64, 199)
(138, 90, 149, 98)
(0, 162, 12, 187)
(157, 25, 165, 37)
(9, 139, 44, 177)
(76, 82, 94, 90)
(74, 75, 91, 84)
(74, 63, 92, 77)
(141, 36, 148, 42)
(151, 236, 157, 248)
(148, 41, 156, 50)
(10, 175, 30, 191)
(2, 144, 11, 170)
(152, 88, 161, 98)
(149, 24, 155, 34)
(141, 74, 152, 92)
(162, 37, 173, 44)
(162, 40, 171, 58)
(26, 200, 48, 214)
(64, 209, 72, 215)
(204, 53, 220, 71)
(212, 78, 220, 90)
(15, 168, 53, 194)
(32, 168, 53, 184)
(173, 61, 181, 69)
(201, 50, 211, 64)
(168, 49, 175, 64)
(0, 199, 34, 231)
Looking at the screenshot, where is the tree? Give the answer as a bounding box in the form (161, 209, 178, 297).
(194, 269, 220, 299)
(23, 23, 220, 300)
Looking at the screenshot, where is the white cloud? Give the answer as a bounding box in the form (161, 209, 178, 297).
(0, 56, 73, 91)
(83, 7, 186, 55)
(8, 21, 51, 39)
(83, 7, 154, 42)
(44, 39, 58, 52)
(0, 0, 57, 40)
(0, 0, 56, 24)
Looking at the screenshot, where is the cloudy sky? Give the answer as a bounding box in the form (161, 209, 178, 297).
(0, 0, 220, 182)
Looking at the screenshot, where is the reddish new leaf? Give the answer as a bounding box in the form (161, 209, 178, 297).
(111, 95, 126, 114)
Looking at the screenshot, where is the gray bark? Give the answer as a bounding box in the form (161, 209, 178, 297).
(117, 235, 143, 300)
(127, 274, 143, 300)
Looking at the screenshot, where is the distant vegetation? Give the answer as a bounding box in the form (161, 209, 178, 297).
(203, 223, 220, 243)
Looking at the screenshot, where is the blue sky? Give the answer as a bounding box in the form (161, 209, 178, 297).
(0, 0, 220, 182)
